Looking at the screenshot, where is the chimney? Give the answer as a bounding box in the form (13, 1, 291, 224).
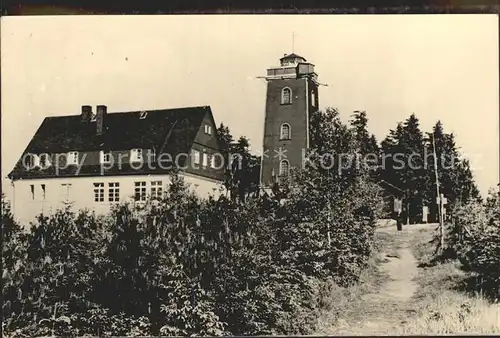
(96, 105, 107, 135)
(81, 105, 92, 122)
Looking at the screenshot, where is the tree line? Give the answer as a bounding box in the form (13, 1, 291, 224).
(219, 109, 480, 225)
(1, 107, 484, 336)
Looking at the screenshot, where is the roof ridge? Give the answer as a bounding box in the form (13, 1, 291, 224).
(41, 105, 211, 118)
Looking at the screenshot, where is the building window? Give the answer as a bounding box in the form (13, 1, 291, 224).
(281, 87, 292, 104)
(60, 184, 72, 201)
(204, 125, 212, 135)
(280, 123, 291, 140)
(311, 90, 316, 107)
(192, 150, 200, 165)
(108, 182, 120, 202)
(151, 181, 163, 199)
(41, 184, 46, 200)
(100, 151, 111, 164)
(134, 181, 147, 201)
(93, 183, 104, 202)
(210, 155, 217, 169)
(30, 184, 35, 200)
(67, 151, 78, 165)
(131, 149, 143, 162)
(39, 154, 51, 168)
(279, 160, 290, 176)
(202, 153, 208, 167)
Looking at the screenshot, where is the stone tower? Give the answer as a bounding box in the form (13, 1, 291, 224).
(260, 53, 320, 188)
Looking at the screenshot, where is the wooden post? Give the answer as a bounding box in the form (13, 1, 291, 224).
(406, 200, 410, 225)
(430, 132, 444, 253)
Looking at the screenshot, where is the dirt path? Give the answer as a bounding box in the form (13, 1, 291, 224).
(316, 223, 431, 336)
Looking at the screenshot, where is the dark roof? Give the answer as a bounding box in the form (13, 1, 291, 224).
(280, 53, 307, 61)
(8, 106, 214, 180)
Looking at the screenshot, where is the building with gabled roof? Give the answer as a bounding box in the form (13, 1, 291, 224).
(8, 104, 226, 225)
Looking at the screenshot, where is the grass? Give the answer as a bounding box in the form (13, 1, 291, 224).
(399, 226, 500, 334)
(313, 229, 392, 334)
(316, 224, 500, 335)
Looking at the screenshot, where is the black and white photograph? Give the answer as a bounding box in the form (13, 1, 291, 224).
(1, 13, 499, 336)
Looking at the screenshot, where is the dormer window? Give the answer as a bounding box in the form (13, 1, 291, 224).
(202, 153, 208, 167)
(192, 150, 200, 165)
(139, 111, 148, 119)
(281, 87, 292, 105)
(130, 149, 143, 162)
(24, 154, 33, 169)
(149, 148, 156, 162)
(39, 153, 51, 168)
(67, 151, 78, 165)
(33, 154, 40, 168)
(204, 125, 212, 135)
(210, 155, 217, 169)
(24, 153, 40, 169)
(100, 150, 111, 164)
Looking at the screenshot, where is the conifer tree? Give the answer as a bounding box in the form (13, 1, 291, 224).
(217, 124, 260, 203)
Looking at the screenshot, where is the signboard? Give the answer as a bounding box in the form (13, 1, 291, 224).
(393, 198, 402, 213)
(436, 196, 448, 205)
(422, 206, 429, 223)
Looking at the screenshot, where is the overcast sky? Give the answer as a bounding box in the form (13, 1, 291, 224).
(1, 15, 498, 197)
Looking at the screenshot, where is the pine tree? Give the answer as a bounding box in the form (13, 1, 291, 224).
(380, 114, 427, 223)
(216, 124, 260, 203)
(424, 121, 482, 221)
(349, 111, 380, 177)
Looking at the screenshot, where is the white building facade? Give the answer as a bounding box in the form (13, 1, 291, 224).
(8, 105, 227, 226)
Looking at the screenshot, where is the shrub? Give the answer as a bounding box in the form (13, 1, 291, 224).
(2, 167, 385, 336)
(445, 188, 500, 299)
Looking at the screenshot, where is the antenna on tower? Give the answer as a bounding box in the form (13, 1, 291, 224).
(292, 31, 295, 52)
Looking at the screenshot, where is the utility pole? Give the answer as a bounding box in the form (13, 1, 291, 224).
(430, 132, 444, 252)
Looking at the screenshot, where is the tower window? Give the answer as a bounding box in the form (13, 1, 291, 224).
(280, 123, 291, 140)
(311, 90, 316, 107)
(279, 160, 290, 176)
(281, 87, 292, 105)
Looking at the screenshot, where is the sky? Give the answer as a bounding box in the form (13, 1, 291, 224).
(1, 15, 499, 198)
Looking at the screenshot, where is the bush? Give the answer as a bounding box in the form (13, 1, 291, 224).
(3, 151, 385, 336)
(445, 188, 500, 299)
